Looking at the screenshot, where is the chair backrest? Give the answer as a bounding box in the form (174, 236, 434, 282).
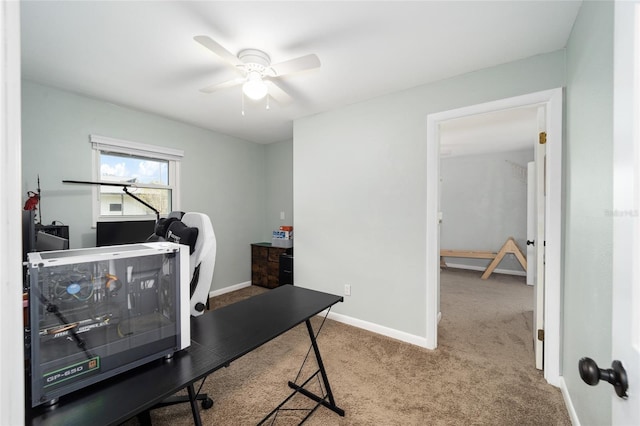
(180, 212, 216, 316)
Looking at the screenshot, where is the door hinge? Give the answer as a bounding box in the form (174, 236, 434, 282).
(539, 132, 547, 145)
(537, 329, 545, 341)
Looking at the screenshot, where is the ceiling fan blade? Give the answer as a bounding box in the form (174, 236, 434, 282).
(199, 77, 245, 94)
(194, 35, 244, 71)
(264, 79, 293, 105)
(269, 54, 320, 77)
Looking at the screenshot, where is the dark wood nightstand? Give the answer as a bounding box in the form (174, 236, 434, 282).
(251, 242, 291, 288)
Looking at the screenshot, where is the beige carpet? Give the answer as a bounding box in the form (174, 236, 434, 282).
(127, 269, 570, 425)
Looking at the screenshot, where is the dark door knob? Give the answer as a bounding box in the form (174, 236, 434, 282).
(526, 240, 535, 246)
(579, 357, 628, 399)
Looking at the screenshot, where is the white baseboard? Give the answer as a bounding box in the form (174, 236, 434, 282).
(320, 310, 430, 349)
(209, 284, 428, 348)
(210, 284, 428, 348)
(443, 262, 526, 277)
(560, 377, 580, 426)
(208, 281, 252, 298)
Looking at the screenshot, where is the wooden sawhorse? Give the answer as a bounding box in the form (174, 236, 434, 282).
(440, 237, 527, 280)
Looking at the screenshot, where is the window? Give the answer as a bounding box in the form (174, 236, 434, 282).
(90, 135, 183, 223)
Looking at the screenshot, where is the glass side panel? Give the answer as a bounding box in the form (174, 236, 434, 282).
(29, 250, 181, 406)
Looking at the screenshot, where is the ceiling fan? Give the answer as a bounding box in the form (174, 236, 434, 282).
(194, 35, 321, 105)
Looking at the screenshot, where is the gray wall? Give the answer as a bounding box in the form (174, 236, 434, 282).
(22, 80, 268, 292)
(293, 50, 565, 338)
(440, 149, 533, 273)
(265, 139, 294, 239)
(563, 2, 614, 424)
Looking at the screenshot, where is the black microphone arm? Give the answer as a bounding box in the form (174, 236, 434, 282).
(63, 180, 160, 221)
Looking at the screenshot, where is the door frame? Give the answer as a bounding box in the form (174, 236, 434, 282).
(0, 0, 26, 423)
(425, 88, 563, 386)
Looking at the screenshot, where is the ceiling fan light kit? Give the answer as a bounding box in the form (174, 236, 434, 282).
(194, 35, 320, 108)
(243, 71, 268, 100)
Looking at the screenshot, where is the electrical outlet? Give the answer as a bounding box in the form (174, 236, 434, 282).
(344, 284, 351, 296)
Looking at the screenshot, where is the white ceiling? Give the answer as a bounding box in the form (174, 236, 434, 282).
(439, 106, 540, 157)
(20, 1, 581, 145)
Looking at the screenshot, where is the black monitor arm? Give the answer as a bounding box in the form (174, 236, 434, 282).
(62, 180, 160, 222)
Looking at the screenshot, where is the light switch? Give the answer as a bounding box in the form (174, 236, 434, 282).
(280, 211, 285, 220)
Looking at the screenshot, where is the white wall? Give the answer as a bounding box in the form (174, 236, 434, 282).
(440, 149, 533, 274)
(265, 139, 293, 239)
(294, 50, 565, 339)
(563, 2, 614, 424)
(21, 80, 268, 291)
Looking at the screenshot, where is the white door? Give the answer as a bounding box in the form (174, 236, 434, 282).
(532, 108, 547, 371)
(611, 2, 640, 424)
(526, 162, 536, 286)
(527, 157, 544, 370)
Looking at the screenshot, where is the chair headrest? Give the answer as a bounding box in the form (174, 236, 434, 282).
(165, 220, 199, 254)
(167, 211, 185, 220)
(154, 217, 181, 238)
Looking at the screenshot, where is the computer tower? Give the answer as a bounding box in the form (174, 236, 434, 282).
(26, 242, 189, 407)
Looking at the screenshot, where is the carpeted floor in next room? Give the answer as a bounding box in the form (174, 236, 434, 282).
(128, 269, 570, 425)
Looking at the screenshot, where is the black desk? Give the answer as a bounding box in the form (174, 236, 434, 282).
(26, 285, 344, 426)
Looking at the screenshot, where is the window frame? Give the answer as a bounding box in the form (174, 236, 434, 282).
(90, 134, 183, 225)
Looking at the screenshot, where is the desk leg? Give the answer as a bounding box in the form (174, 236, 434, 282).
(136, 410, 152, 426)
(187, 383, 203, 426)
(259, 318, 344, 425)
(287, 319, 344, 417)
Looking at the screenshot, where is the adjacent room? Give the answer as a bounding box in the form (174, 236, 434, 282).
(438, 107, 536, 278)
(2, 1, 637, 425)
(438, 107, 538, 372)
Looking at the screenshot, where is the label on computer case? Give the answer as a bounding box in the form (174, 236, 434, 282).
(43, 356, 100, 388)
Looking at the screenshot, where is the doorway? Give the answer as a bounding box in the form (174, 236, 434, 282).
(425, 88, 563, 386)
(437, 107, 538, 369)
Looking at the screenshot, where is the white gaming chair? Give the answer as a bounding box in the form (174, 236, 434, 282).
(180, 212, 216, 316)
(151, 211, 216, 316)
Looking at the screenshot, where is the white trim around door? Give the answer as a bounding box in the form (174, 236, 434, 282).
(425, 88, 563, 386)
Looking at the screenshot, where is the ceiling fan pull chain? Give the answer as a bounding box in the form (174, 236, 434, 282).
(241, 92, 245, 116)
